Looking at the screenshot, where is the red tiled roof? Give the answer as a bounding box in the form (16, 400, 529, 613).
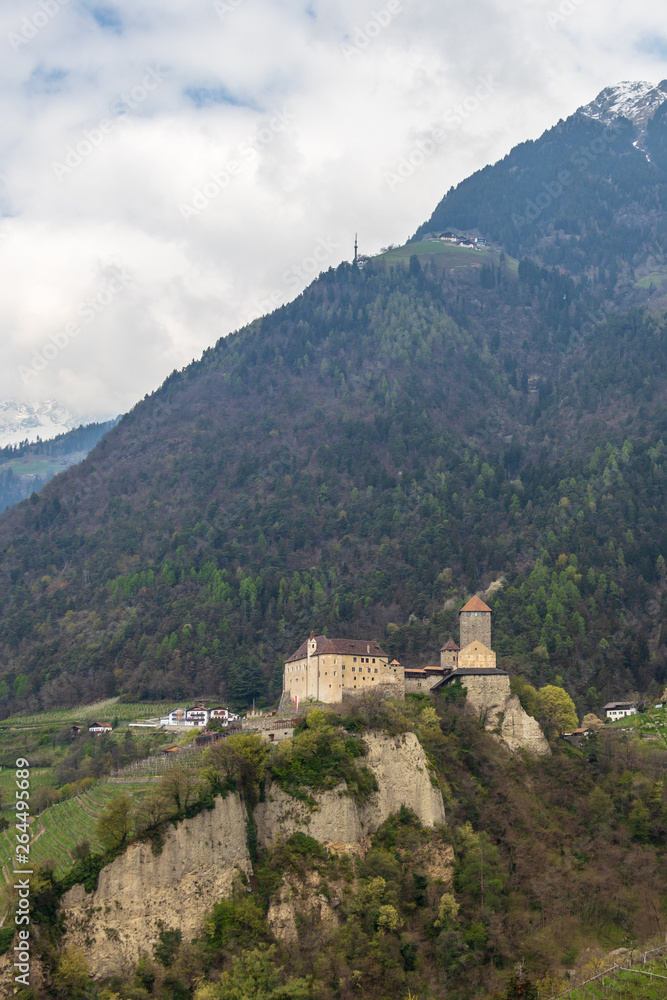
(440, 639, 460, 651)
(460, 596, 492, 614)
(287, 636, 387, 663)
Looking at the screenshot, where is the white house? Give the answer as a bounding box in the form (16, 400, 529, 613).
(603, 701, 637, 721)
(185, 705, 209, 725)
(159, 708, 197, 728)
(88, 721, 112, 733)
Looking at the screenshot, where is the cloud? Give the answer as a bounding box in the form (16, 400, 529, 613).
(0, 0, 666, 426)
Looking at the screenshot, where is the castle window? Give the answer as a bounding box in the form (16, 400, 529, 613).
(352, 667, 355, 672)
(372, 658, 375, 663)
(353, 657, 357, 662)
(374, 668, 378, 673)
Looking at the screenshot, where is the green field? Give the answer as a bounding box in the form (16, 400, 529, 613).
(608, 706, 667, 749)
(374, 241, 520, 273)
(634, 271, 667, 290)
(555, 953, 667, 998)
(0, 698, 183, 728)
(0, 778, 157, 891)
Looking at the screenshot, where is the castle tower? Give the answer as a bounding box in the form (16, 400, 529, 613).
(459, 596, 492, 649)
(440, 638, 459, 670)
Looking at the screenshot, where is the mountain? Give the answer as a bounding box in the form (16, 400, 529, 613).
(0, 399, 87, 447)
(0, 418, 120, 514)
(578, 79, 667, 142)
(414, 80, 667, 285)
(0, 83, 665, 717)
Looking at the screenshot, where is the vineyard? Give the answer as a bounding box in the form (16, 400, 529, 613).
(0, 699, 184, 728)
(547, 945, 667, 998)
(0, 778, 156, 890)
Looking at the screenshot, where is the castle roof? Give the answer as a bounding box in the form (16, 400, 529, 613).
(286, 636, 387, 663)
(460, 596, 492, 614)
(440, 639, 460, 651)
(432, 667, 508, 689)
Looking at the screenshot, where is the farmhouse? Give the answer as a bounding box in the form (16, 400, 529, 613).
(603, 701, 638, 721)
(159, 705, 240, 728)
(88, 722, 112, 734)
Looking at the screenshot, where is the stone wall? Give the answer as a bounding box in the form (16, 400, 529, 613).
(457, 642, 497, 670)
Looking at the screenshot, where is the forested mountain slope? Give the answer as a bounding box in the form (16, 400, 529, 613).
(0, 248, 665, 717)
(0, 418, 119, 514)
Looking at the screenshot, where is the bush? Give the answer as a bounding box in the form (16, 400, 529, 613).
(270, 712, 377, 802)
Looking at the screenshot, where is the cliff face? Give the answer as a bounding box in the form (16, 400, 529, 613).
(60, 731, 446, 977)
(60, 793, 251, 978)
(458, 675, 550, 755)
(255, 732, 446, 851)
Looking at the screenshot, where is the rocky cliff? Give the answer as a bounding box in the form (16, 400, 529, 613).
(60, 793, 251, 978)
(255, 732, 446, 852)
(60, 731, 446, 976)
(459, 675, 550, 755)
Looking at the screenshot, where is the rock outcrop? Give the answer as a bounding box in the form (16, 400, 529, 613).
(498, 695, 551, 755)
(60, 793, 251, 977)
(60, 730, 446, 976)
(456, 674, 550, 755)
(255, 732, 446, 850)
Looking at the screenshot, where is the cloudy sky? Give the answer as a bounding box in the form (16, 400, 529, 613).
(1, 0, 666, 425)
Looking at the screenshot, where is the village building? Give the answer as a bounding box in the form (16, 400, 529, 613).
(603, 701, 638, 721)
(282, 635, 404, 705)
(87, 722, 112, 734)
(159, 704, 240, 728)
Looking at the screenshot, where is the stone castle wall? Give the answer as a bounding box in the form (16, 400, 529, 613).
(457, 642, 497, 670)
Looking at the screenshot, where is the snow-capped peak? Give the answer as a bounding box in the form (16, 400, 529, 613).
(0, 399, 81, 447)
(578, 80, 667, 130)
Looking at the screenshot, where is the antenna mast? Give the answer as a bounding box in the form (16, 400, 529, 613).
(354, 233, 358, 265)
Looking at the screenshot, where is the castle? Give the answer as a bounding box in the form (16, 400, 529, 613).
(281, 596, 549, 754)
(282, 596, 507, 705)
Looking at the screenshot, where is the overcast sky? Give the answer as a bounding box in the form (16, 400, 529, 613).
(1, 0, 666, 423)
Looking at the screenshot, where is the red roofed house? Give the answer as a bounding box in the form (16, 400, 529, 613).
(283, 634, 403, 705)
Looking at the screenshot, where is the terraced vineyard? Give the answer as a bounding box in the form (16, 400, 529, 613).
(0, 778, 156, 889)
(0, 699, 183, 728)
(548, 947, 667, 999)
